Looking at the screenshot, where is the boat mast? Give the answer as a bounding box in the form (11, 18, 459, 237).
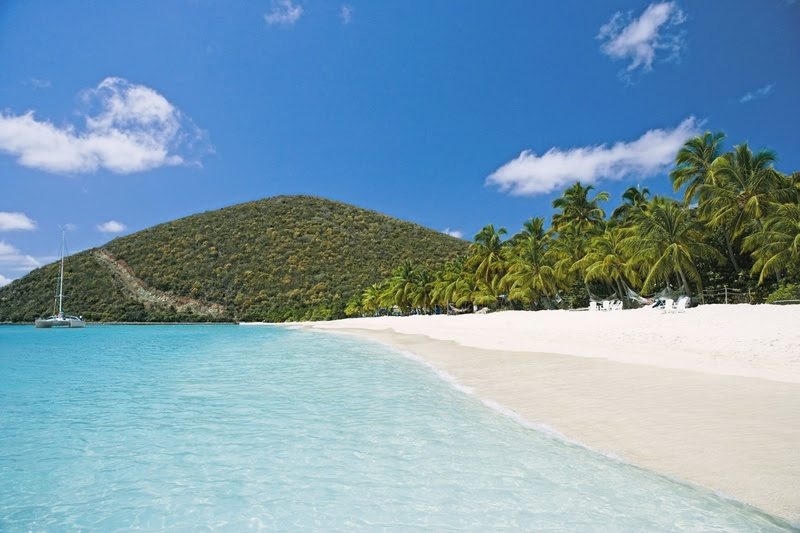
(57, 230, 65, 317)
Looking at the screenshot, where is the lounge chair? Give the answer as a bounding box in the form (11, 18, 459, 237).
(602, 300, 612, 311)
(661, 298, 674, 313)
(611, 300, 623, 311)
(675, 296, 689, 313)
(589, 301, 598, 312)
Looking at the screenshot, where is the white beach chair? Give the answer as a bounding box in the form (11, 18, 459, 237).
(661, 298, 674, 313)
(675, 296, 689, 313)
(589, 301, 598, 312)
(602, 300, 612, 312)
(611, 300, 623, 311)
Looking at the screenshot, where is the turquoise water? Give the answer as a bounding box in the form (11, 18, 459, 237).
(0, 325, 794, 531)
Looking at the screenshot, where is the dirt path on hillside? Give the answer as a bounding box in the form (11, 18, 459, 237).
(93, 249, 227, 318)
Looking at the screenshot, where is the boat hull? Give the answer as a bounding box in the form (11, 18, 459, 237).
(35, 317, 86, 328)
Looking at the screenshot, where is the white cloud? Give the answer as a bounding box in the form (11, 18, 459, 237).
(265, 0, 302, 26)
(63, 223, 78, 232)
(0, 240, 40, 271)
(96, 220, 127, 233)
(486, 117, 700, 196)
(442, 227, 464, 239)
(0, 273, 12, 287)
(340, 5, 353, 24)
(24, 78, 52, 89)
(0, 241, 18, 255)
(0, 212, 37, 231)
(740, 84, 774, 103)
(0, 77, 210, 175)
(598, 2, 686, 76)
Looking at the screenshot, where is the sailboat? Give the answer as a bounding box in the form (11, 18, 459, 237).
(34, 231, 86, 328)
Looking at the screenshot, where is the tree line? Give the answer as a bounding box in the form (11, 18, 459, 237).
(346, 132, 800, 316)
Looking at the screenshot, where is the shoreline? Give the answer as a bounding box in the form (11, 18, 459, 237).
(304, 305, 800, 384)
(1, 321, 236, 326)
(300, 305, 800, 524)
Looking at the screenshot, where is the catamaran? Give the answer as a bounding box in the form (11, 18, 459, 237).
(34, 231, 85, 328)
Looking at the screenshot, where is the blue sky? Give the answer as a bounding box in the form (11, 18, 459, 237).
(1, 0, 798, 285)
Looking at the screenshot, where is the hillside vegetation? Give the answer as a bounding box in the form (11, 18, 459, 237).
(0, 196, 468, 323)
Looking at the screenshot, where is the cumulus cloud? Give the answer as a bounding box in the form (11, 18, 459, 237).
(96, 220, 127, 233)
(486, 117, 700, 196)
(0, 77, 210, 175)
(265, 0, 302, 26)
(0, 273, 12, 287)
(0, 212, 37, 231)
(740, 84, 774, 104)
(340, 5, 353, 24)
(598, 2, 686, 77)
(442, 227, 464, 239)
(0, 240, 40, 271)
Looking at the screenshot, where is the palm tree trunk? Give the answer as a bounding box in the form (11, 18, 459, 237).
(614, 278, 626, 307)
(721, 225, 740, 272)
(605, 282, 616, 298)
(676, 267, 690, 295)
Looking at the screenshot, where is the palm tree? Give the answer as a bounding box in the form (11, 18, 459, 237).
(630, 198, 724, 295)
(469, 224, 508, 284)
(575, 223, 639, 304)
(431, 257, 468, 311)
(774, 170, 800, 205)
(410, 268, 436, 313)
(503, 217, 558, 308)
(670, 131, 727, 205)
(700, 143, 787, 241)
(344, 294, 363, 317)
(361, 283, 384, 316)
(611, 185, 650, 223)
(453, 272, 503, 309)
(742, 202, 800, 283)
(547, 224, 586, 295)
(668, 131, 743, 272)
(383, 262, 417, 314)
(552, 182, 609, 235)
(791, 172, 800, 200)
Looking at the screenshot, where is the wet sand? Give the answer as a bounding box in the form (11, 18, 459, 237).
(300, 306, 800, 523)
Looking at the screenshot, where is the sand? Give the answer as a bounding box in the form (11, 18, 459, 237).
(299, 304, 800, 524)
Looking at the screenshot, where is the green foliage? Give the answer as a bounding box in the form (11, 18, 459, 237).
(0, 196, 468, 323)
(629, 198, 725, 294)
(360, 133, 799, 314)
(552, 182, 609, 234)
(5, 134, 798, 322)
(765, 283, 800, 304)
(743, 202, 800, 283)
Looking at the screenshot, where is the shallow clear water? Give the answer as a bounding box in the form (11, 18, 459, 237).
(0, 325, 794, 531)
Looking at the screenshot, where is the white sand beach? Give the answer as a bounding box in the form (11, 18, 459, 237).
(302, 304, 800, 523)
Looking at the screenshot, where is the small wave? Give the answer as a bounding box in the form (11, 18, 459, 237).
(388, 346, 628, 463)
(391, 349, 474, 395)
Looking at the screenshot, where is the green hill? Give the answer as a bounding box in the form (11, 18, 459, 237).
(0, 196, 468, 323)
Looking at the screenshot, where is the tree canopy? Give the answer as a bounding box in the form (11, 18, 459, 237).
(351, 133, 800, 316)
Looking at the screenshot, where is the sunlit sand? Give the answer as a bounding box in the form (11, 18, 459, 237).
(302, 304, 800, 523)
